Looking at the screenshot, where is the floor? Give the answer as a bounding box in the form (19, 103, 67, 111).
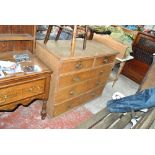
(0, 73, 139, 129)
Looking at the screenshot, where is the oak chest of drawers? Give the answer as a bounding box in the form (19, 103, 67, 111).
(35, 39, 118, 117)
(0, 51, 52, 119)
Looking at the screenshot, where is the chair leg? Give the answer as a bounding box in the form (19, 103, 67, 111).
(83, 26, 88, 50)
(70, 25, 77, 56)
(44, 25, 53, 44)
(55, 27, 63, 41)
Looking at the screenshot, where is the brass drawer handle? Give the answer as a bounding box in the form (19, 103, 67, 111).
(91, 92, 96, 97)
(24, 85, 42, 94)
(96, 81, 100, 86)
(0, 95, 8, 104)
(4, 95, 8, 99)
(70, 91, 75, 96)
(28, 88, 33, 92)
(73, 76, 81, 82)
(28, 86, 41, 93)
(37, 86, 42, 89)
(103, 58, 109, 64)
(99, 71, 104, 75)
(75, 62, 83, 69)
(67, 105, 72, 109)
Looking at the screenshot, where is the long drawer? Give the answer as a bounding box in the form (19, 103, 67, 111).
(58, 64, 113, 89)
(60, 58, 94, 74)
(55, 76, 108, 103)
(0, 79, 45, 106)
(53, 86, 104, 116)
(94, 55, 115, 66)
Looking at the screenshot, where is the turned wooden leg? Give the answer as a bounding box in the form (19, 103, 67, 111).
(44, 25, 53, 44)
(41, 100, 47, 120)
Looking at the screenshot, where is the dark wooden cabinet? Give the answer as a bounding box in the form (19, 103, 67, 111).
(122, 32, 155, 84)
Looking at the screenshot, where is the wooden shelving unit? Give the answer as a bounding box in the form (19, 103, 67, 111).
(0, 34, 34, 41)
(0, 25, 36, 53)
(0, 25, 52, 120)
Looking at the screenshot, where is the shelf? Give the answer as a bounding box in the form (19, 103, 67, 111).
(0, 34, 34, 41)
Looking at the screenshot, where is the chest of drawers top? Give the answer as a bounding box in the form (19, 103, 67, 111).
(37, 39, 118, 60)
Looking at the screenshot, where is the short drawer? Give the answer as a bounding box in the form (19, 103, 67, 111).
(58, 64, 113, 89)
(53, 86, 104, 116)
(60, 58, 94, 74)
(94, 55, 115, 66)
(0, 79, 45, 106)
(55, 76, 108, 103)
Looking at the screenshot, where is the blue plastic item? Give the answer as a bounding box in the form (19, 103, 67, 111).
(126, 25, 138, 31)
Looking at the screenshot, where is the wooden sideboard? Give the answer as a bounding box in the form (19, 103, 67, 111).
(35, 39, 118, 117)
(0, 51, 52, 119)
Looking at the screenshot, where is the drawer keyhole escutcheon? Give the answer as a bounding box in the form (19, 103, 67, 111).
(0, 95, 8, 104)
(91, 92, 96, 97)
(73, 76, 81, 82)
(99, 71, 104, 75)
(75, 62, 83, 69)
(103, 58, 109, 64)
(28, 88, 33, 92)
(67, 105, 72, 109)
(96, 81, 100, 86)
(70, 91, 75, 96)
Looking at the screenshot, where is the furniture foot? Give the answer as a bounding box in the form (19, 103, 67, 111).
(41, 100, 47, 120)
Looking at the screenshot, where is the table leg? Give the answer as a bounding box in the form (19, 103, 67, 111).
(112, 61, 126, 87)
(41, 100, 47, 120)
(83, 26, 88, 50)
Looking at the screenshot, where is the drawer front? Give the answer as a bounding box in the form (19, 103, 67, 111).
(54, 86, 104, 116)
(60, 58, 94, 74)
(0, 79, 45, 106)
(59, 63, 113, 89)
(95, 55, 115, 66)
(55, 76, 108, 103)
